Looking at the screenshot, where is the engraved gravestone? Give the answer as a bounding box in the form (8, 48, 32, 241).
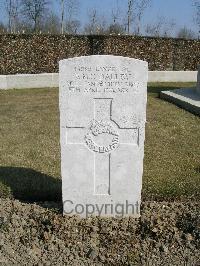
(59, 55, 148, 217)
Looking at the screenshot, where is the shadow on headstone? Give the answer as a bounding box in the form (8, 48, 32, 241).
(0, 166, 62, 202)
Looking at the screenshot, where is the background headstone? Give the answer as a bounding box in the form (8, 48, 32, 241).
(59, 55, 148, 217)
(160, 66, 200, 116)
(197, 66, 200, 95)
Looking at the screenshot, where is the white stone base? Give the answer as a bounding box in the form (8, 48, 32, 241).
(0, 71, 197, 90)
(148, 71, 197, 83)
(0, 73, 58, 90)
(160, 88, 200, 116)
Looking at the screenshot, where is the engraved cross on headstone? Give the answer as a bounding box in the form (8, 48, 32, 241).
(66, 98, 139, 195)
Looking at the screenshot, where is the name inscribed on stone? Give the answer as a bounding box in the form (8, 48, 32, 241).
(64, 65, 142, 94)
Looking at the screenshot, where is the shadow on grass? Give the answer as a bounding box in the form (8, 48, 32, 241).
(0, 166, 62, 202)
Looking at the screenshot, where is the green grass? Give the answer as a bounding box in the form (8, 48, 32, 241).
(148, 82, 196, 93)
(148, 82, 196, 87)
(0, 86, 199, 201)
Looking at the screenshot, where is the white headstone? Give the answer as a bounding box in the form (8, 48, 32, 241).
(59, 55, 148, 218)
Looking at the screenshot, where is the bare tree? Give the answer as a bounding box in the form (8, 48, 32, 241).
(107, 23, 125, 35)
(84, 8, 98, 34)
(84, 9, 108, 35)
(65, 0, 80, 34)
(193, 0, 200, 36)
(43, 12, 60, 34)
(21, 0, 49, 32)
(59, 0, 80, 34)
(127, 0, 134, 34)
(145, 16, 176, 37)
(145, 21, 163, 37)
(126, 0, 151, 35)
(135, 0, 151, 35)
(60, 0, 65, 34)
(177, 26, 196, 39)
(5, 0, 20, 33)
(108, 0, 125, 34)
(111, 0, 120, 24)
(65, 20, 80, 34)
(0, 22, 7, 34)
(162, 18, 176, 37)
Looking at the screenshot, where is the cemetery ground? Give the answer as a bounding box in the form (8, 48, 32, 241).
(0, 84, 200, 265)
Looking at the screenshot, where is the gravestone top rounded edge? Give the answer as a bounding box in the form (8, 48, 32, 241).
(59, 55, 148, 66)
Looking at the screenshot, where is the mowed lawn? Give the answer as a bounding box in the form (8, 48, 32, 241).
(0, 85, 200, 201)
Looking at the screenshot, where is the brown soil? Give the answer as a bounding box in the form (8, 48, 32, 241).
(0, 199, 199, 265)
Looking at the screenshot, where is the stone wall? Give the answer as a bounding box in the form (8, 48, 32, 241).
(0, 35, 199, 74)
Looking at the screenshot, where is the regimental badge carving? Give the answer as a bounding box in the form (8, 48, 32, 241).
(85, 120, 119, 153)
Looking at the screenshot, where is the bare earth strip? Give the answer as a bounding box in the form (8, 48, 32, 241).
(0, 199, 199, 265)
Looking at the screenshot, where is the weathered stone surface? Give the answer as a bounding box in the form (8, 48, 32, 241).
(59, 55, 148, 217)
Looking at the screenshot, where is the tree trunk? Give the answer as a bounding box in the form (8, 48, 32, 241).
(61, 0, 65, 34)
